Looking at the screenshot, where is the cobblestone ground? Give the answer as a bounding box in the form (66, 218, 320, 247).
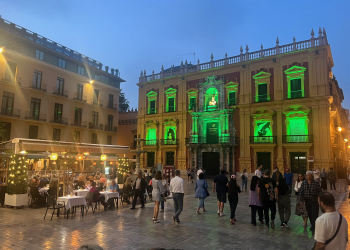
(0, 180, 348, 250)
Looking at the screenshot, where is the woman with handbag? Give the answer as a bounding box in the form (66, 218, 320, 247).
(160, 174, 169, 212)
(195, 173, 208, 214)
(152, 171, 166, 223)
(227, 175, 241, 225)
(294, 173, 308, 227)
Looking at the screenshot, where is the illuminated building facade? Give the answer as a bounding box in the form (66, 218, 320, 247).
(137, 28, 349, 175)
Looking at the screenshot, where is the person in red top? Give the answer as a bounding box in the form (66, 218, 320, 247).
(89, 181, 109, 211)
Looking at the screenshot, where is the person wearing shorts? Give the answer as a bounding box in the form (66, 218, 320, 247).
(213, 169, 228, 217)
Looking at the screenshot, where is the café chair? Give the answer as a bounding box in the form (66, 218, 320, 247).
(85, 192, 100, 214)
(44, 196, 65, 221)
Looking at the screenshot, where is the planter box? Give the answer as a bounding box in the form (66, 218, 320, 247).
(5, 193, 28, 208)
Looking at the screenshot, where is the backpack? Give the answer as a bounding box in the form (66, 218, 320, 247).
(241, 174, 246, 180)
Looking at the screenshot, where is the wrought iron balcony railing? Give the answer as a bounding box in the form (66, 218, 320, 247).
(53, 87, 68, 97)
(25, 111, 46, 121)
(0, 73, 21, 85)
(89, 123, 104, 130)
(250, 136, 276, 144)
(92, 99, 103, 107)
(70, 119, 87, 127)
(142, 140, 159, 146)
(161, 139, 179, 145)
(29, 80, 46, 92)
(50, 115, 68, 125)
(106, 103, 118, 110)
(288, 90, 304, 99)
(282, 135, 313, 143)
(0, 106, 20, 117)
(185, 136, 238, 145)
(148, 108, 156, 114)
(73, 93, 87, 103)
(104, 125, 118, 132)
(254, 94, 270, 103)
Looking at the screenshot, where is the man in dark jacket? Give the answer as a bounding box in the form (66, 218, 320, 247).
(130, 172, 147, 210)
(338, 166, 348, 193)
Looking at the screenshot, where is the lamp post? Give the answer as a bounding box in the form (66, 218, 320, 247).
(130, 134, 147, 173)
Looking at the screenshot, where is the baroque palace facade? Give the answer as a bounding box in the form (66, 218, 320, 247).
(137, 28, 349, 175)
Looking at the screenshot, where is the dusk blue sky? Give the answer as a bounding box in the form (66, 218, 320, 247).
(2, 0, 350, 110)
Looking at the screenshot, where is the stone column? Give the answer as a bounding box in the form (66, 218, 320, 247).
(194, 149, 197, 169)
(276, 110, 284, 171)
(227, 149, 230, 172)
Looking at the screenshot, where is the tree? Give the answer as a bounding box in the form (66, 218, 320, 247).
(119, 92, 130, 112)
(7, 154, 28, 194)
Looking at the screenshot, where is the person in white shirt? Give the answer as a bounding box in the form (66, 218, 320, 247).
(169, 170, 184, 223)
(314, 192, 348, 250)
(313, 167, 321, 184)
(197, 168, 203, 180)
(255, 165, 263, 178)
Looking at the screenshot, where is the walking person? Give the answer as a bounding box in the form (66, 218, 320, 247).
(160, 174, 169, 212)
(241, 169, 248, 191)
(152, 171, 166, 223)
(187, 168, 192, 183)
(197, 168, 203, 180)
(337, 166, 348, 193)
(294, 173, 308, 227)
(255, 165, 263, 178)
(327, 168, 336, 192)
(249, 176, 264, 226)
(314, 167, 321, 184)
(298, 171, 321, 234)
(258, 169, 279, 229)
(283, 168, 293, 195)
(227, 175, 241, 225)
(272, 166, 282, 185)
(213, 169, 228, 217)
(320, 168, 328, 191)
(314, 192, 348, 250)
(169, 170, 184, 223)
(130, 172, 147, 210)
(195, 173, 208, 214)
(277, 178, 291, 228)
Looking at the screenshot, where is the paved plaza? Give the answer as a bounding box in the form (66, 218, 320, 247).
(0, 180, 349, 250)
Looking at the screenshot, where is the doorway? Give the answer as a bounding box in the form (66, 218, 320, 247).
(147, 152, 155, 168)
(290, 152, 307, 173)
(257, 152, 271, 172)
(202, 152, 220, 176)
(166, 151, 174, 165)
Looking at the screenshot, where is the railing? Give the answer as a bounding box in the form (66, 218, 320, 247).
(24, 111, 46, 121)
(166, 107, 175, 112)
(106, 103, 118, 110)
(250, 136, 276, 144)
(0, 73, 21, 85)
(282, 135, 313, 143)
(70, 119, 87, 127)
(50, 115, 68, 125)
(73, 93, 87, 103)
(148, 108, 156, 114)
(104, 125, 118, 132)
(29, 80, 46, 92)
(0, 106, 20, 117)
(254, 94, 270, 103)
(53, 87, 68, 97)
(140, 30, 327, 83)
(189, 104, 196, 110)
(185, 136, 238, 145)
(142, 140, 158, 146)
(89, 123, 104, 130)
(160, 139, 179, 145)
(288, 90, 304, 99)
(92, 99, 103, 107)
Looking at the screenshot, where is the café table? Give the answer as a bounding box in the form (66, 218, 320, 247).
(100, 191, 120, 208)
(73, 189, 89, 197)
(39, 187, 49, 195)
(57, 195, 87, 218)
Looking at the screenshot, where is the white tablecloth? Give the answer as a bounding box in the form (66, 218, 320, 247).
(73, 189, 89, 197)
(39, 187, 49, 194)
(57, 196, 87, 210)
(100, 191, 119, 202)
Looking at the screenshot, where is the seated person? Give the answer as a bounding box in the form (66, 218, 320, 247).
(108, 180, 120, 192)
(86, 180, 92, 190)
(75, 176, 85, 189)
(39, 176, 50, 187)
(89, 181, 109, 211)
(48, 181, 58, 196)
(99, 175, 107, 185)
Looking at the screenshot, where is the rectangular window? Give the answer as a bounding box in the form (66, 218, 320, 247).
(228, 92, 236, 106)
(133, 134, 137, 149)
(32, 70, 42, 89)
(78, 66, 85, 76)
(54, 103, 63, 122)
(56, 78, 65, 95)
(290, 79, 302, 99)
(91, 133, 98, 144)
(146, 128, 157, 145)
(0, 122, 11, 141)
(74, 131, 80, 142)
(107, 115, 113, 130)
(28, 125, 38, 139)
(94, 75, 100, 81)
(108, 94, 114, 108)
(149, 100, 156, 114)
(1, 91, 14, 116)
(74, 108, 82, 126)
(107, 135, 112, 145)
(58, 59, 66, 69)
(53, 128, 61, 141)
(5, 61, 17, 82)
(30, 98, 41, 120)
(92, 111, 98, 127)
(257, 83, 268, 102)
(189, 97, 196, 110)
(93, 89, 99, 105)
(76, 84, 83, 100)
(168, 97, 175, 112)
(35, 50, 44, 60)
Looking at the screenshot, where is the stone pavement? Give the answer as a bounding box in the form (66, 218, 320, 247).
(0, 180, 348, 250)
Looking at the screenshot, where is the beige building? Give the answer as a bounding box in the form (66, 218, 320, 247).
(136, 28, 349, 175)
(0, 16, 124, 145)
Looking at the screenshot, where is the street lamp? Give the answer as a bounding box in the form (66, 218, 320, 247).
(337, 127, 342, 132)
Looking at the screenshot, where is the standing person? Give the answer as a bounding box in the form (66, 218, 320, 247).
(187, 168, 192, 183)
(203, 169, 207, 179)
(227, 175, 241, 225)
(197, 168, 203, 180)
(144, 170, 149, 183)
(130, 172, 147, 210)
(314, 192, 348, 250)
(151, 171, 166, 223)
(169, 170, 184, 223)
(258, 169, 279, 229)
(241, 169, 248, 191)
(283, 168, 293, 195)
(255, 165, 263, 178)
(298, 171, 321, 234)
(249, 176, 264, 226)
(294, 173, 308, 227)
(213, 169, 228, 217)
(277, 178, 291, 228)
(194, 167, 199, 181)
(160, 174, 169, 212)
(320, 168, 328, 191)
(314, 167, 321, 184)
(272, 166, 282, 185)
(337, 166, 348, 193)
(327, 168, 336, 192)
(195, 173, 208, 214)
